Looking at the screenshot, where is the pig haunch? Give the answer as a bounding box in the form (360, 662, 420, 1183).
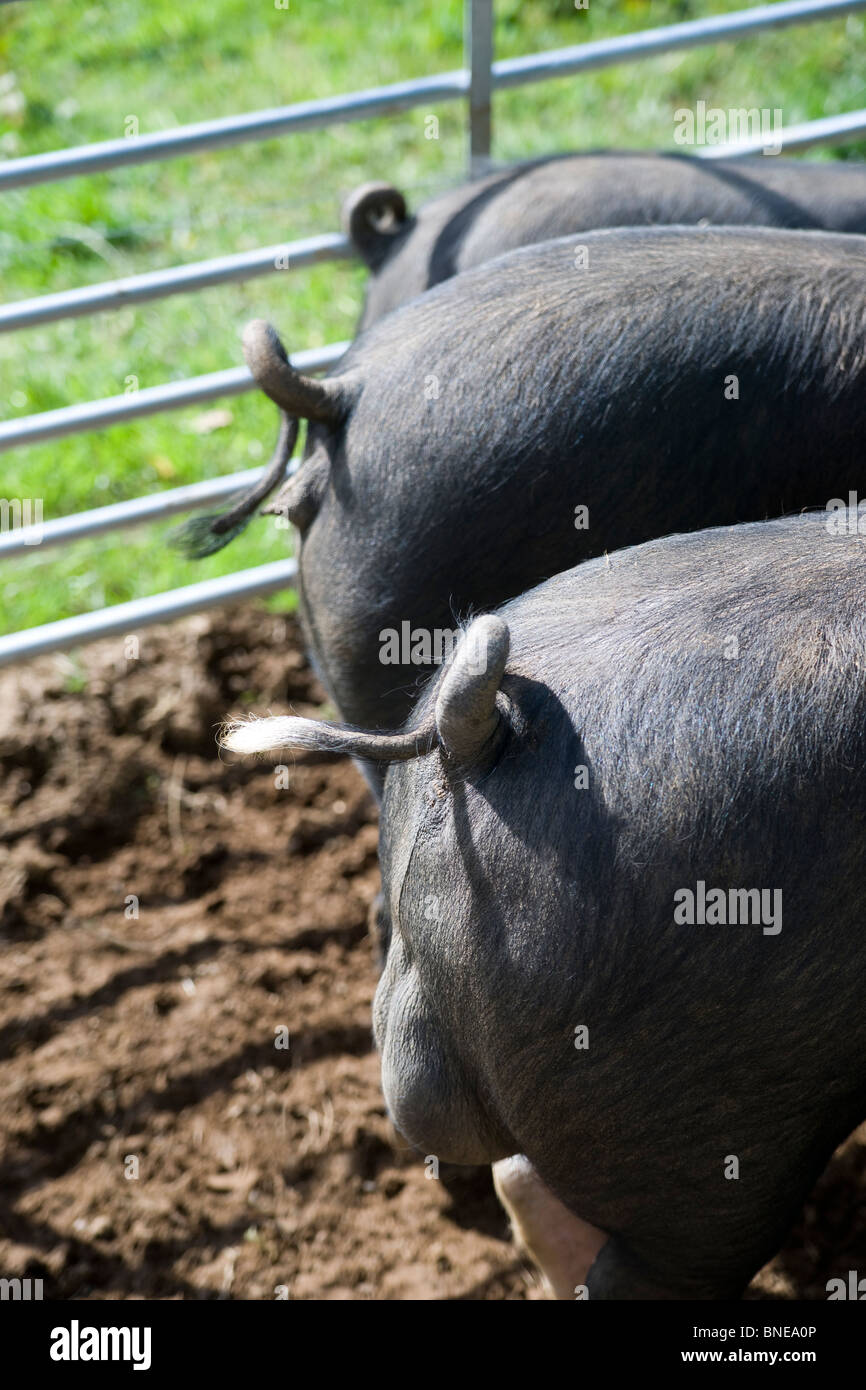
(223, 513, 866, 1298)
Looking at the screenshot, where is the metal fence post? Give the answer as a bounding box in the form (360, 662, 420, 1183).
(466, 0, 493, 176)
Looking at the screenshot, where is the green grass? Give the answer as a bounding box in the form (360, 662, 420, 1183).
(1, 0, 865, 632)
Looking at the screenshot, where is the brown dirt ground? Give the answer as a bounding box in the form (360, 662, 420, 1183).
(0, 604, 864, 1301)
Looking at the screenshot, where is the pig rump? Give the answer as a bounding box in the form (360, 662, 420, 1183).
(220, 515, 866, 1296)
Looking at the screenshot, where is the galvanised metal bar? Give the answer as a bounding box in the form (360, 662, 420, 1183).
(0, 559, 298, 667)
(2, 1, 863, 191)
(467, 0, 494, 176)
(5, 101, 865, 558)
(1, 127, 864, 339)
(0, 233, 351, 334)
(3, 101, 865, 450)
(491, 0, 866, 90)
(0, 341, 349, 453)
(3, 101, 863, 453)
(699, 106, 866, 156)
(0, 72, 469, 191)
(7, 109, 866, 344)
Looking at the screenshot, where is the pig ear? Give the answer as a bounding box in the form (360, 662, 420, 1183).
(242, 320, 355, 427)
(342, 182, 409, 269)
(435, 616, 510, 765)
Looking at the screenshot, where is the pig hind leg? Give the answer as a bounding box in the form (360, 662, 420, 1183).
(494, 1156, 751, 1300)
(493, 1155, 608, 1299)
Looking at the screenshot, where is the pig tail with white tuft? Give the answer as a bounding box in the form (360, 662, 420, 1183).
(221, 713, 438, 763)
(221, 614, 512, 769)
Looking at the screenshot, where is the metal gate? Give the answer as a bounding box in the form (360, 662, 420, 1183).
(2, 0, 865, 665)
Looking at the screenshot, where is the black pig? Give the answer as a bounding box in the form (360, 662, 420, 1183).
(222, 511, 866, 1299)
(343, 151, 866, 328)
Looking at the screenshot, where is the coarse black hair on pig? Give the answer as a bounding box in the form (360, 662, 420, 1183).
(174, 227, 866, 568)
(170, 320, 356, 559)
(221, 614, 511, 768)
